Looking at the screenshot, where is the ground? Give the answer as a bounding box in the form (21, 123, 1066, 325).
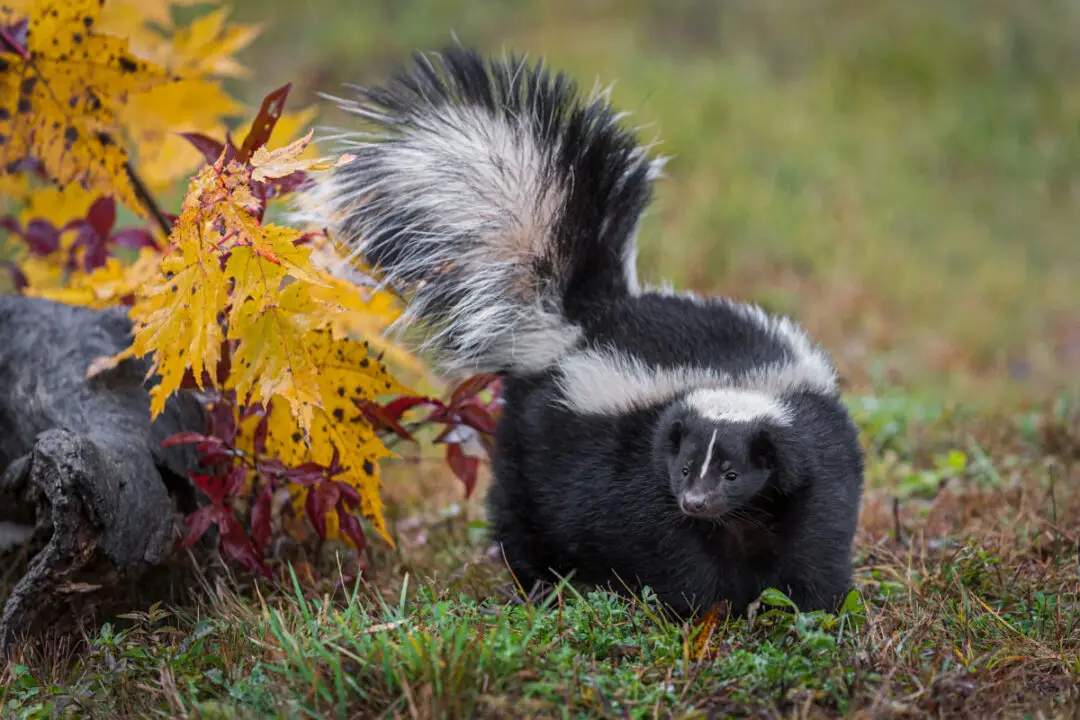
(2, 0, 1079, 717)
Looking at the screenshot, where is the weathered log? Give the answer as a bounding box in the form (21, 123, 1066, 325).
(0, 295, 205, 656)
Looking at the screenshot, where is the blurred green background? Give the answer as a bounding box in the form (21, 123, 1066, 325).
(224, 0, 1080, 405)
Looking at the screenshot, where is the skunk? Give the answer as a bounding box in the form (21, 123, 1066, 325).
(294, 46, 865, 616)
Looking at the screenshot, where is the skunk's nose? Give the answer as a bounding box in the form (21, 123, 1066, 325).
(680, 493, 707, 515)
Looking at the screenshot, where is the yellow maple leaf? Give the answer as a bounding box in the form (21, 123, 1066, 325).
(98, 0, 228, 62)
(308, 272, 428, 378)
(95, 0, 174, 61)
(12, 251, 65, 290)
(155, 5, 261, 79)
(121, 78, 244, 191)
(311, 330, 411, 543)
(18, 183, 95, 228)
(224, 247, 323, 431)
(0, 0, 176, 215)
(28, 246, 161, 310)
(250, 130, 352, 183)
(200, 156, 329, 285)
(2, 0, 203, 37)
(126, 212, 227, 416)
(302, 238, 427, 378)
(105, 136, 418, 548)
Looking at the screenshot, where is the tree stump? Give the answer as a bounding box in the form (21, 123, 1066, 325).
(0, 295, 205, 656)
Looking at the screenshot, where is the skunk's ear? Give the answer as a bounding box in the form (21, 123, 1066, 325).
(667, 419, 684, 451)
(749, 428, 778, 470)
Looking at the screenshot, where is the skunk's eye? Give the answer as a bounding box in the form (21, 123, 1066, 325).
(724, 471, 739, 482)
(681, 465, 691, 478)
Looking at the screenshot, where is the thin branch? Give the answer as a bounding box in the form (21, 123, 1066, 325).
(124, 161, 173, 239)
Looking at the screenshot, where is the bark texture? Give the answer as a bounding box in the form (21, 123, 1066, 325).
(0, 295, 205, 656)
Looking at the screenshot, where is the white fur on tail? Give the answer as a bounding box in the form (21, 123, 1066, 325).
(293, 103, 582, 375)
(290, 48, 666, 377)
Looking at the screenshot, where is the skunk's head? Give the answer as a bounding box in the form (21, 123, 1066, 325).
(656, 388, 788, 520)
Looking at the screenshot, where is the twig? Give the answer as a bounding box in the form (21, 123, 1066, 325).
(124, 161, 173, 238)
(892, 497, 906, 546)
(1047, 460, 1060, 566)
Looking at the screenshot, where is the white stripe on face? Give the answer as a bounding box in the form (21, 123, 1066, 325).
(700, 428, 718, 480)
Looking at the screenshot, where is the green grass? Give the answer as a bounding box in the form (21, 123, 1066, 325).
(3, 1, 1080, 717)
(2, 579, 874, 718)
(4, 394, 1079, 718)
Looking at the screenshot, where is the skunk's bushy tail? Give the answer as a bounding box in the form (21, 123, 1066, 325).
(293, 46, 666, 376)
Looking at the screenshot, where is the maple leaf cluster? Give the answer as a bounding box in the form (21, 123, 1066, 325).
(105, 85, 499, 576)
(0, 0, 315, 295)
(0, 0, 503, 585)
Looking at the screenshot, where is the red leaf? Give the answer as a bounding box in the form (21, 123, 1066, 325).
(303, 485, 324, 538)
(284, 461, 326, 486)
(333, 480, 362, 506)
(260, 170, 310, 200)
(111, 228, 157, 251)
(292, 231, 319, 247)
(305, 481, 340, 539)
(327, 447, 344, 477)
(446, 443, 480, 498)
(256, 457, 288, 479)
(86, 196, 116, 238)
(219, 517, 268, 578)
(213, 341, 234, 387)
(250, 485, 272, 553)
(421, 405, 451, 425)
(161, 431, 212, 447)
(449, 373, 500, 408)
(337, 507, 367, 553)
(252, 411, 269, 456)
(455, 403, 498, 435)
(237, 83, 292, 163)
(238, 400, 265, 422)
(180, 132, 228, 166)
(22, 219, 61, 256)
(176, 506, 215, 549)
(197, 449, 234, 465)
(8, 263, 27, 292)
(224, 465, 248, 497)
(189, 473, 226, 507)
(355, 399, 416, 443)
(208, 399, 237, 445)
(178, 367, 200, 390)
(381, 396, 439, 422)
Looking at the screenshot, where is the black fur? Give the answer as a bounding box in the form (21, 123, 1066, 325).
(488, 295, 864, 616)
(320, 46, 865, 617)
